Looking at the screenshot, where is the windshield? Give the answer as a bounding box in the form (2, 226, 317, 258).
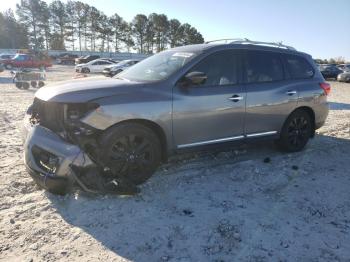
(116, 50, 198, 82)
(13, 54, 27, 61)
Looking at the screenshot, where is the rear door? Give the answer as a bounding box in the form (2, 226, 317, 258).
(243, 50, 298, 137)
(95, 61, 112, 72)
(172, 49, 246, 148)
(23, 55, 33, 67)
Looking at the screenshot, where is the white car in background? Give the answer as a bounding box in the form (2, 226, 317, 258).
(75, 59, 117, 73)
(102, 59, 140, 77)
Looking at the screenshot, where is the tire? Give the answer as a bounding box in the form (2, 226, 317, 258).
(30, 81, 37, 88)
(82, 67, 90, 73)
(38, 81, 45, 88)
(15, 82, 23, 89)
(99, 123, 162, 185)
(5, 64, 12, 70)
(22, 82, 30, 90)
(276, 110, 312, 152)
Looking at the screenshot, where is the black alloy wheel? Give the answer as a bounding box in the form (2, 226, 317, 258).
(277, 110, 312, 152)
(99, 123, 162, 184)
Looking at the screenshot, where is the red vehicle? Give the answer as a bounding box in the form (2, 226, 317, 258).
(4, 54, 52, 69)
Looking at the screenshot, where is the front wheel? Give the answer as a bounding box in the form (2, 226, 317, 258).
(276, 110, 312, 152)
(82, 67, 90, 73)
(99, 123, 162, 185)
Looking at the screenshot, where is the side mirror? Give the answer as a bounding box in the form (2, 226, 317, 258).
(182, 71, 207, 86)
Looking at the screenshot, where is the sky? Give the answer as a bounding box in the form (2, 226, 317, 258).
(2, 0, 350, 60)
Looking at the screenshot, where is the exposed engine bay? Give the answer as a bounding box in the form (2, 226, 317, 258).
(27, 98, 139, 195)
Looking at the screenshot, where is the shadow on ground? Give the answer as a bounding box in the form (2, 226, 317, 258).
(47, 135, 350, 261)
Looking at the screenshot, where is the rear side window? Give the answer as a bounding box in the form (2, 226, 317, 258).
(188, 50, 239, 87)
(244, 51, 283, 83)
(284, 54, 314, 79)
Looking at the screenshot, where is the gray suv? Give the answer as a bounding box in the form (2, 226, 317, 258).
(22, 39, 330, 194)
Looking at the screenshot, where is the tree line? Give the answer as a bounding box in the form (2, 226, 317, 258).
(0, 0, 204, 53)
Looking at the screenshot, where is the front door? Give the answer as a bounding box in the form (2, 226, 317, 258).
(172, 50, 246, 149)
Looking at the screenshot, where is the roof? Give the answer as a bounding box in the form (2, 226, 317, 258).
(171, 39, 309, 57)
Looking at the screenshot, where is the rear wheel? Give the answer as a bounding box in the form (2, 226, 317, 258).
(15, 82, 23, 89)
(5, 64, 12, 70)
(276, 110, 312, 152)
(99, 123, 162, 185)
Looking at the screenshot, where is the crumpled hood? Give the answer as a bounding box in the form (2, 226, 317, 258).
(35, 76, 144, 103)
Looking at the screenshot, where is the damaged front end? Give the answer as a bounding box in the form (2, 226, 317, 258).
(23, 98, 137, 195)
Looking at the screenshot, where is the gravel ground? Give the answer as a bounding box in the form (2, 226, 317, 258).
(0, 66, 350, 262)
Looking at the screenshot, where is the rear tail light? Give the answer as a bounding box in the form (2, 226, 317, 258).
(319, 82, 331, 95)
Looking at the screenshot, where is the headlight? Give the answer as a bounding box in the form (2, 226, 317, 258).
(64, 103, 99, 135)
(32, 145, 60, 174)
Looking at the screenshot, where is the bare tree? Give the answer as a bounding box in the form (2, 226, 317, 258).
(131, 14, 148, 53)
(14, 1, 205, 53)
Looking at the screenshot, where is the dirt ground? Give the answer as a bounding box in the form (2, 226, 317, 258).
(0, 65, 349, 262)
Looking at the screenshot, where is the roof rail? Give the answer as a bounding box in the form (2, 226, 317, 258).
(205, 38, 247, 44)
(206, 38, 296, 51)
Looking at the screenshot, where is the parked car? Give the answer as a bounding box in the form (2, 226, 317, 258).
(0, 54, 16, 66)
(337, 64, 350, 72)
(75, 55, 100, 65)
(337, 71, 350, 82)
(22, 39, 330, 194)
(100, 58, 119, 63)
(57, 54, 79, 65)
(320, 65, 343, 79)
(75, 59, 117, 73)
(102, 59, 140, 77)
(0, 53, 15, 60)
(3, 54, 52, 69)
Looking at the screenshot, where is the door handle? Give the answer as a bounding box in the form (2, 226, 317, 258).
(229, 95, 244, 102)
(286, 90, 297, 96)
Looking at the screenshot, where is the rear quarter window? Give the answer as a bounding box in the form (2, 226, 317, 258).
(284, 54, 314, 79)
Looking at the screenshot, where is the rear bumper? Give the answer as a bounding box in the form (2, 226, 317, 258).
(314, 103, 329, 130)
(337, 75, 350, 82)
(23, 119, 94, 194)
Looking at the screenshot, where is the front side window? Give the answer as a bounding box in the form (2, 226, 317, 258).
(14, 54, 27, 61)
(284, 54, 314, 79)
(187, 50, 239, 86)
(117, 51, 198, 82)
(244, 51, 284, 83)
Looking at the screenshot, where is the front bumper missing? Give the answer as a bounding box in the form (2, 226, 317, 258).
(23, 124, 95, 194)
